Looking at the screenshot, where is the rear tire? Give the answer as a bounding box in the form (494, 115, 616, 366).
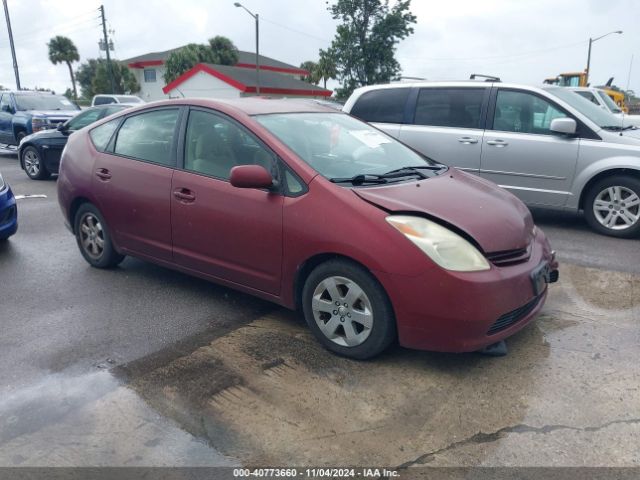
(302, 259, 396, 359)
(22, 146, 50, 180)
(74, 203, 124, 268)
(583, 175, 640, 238)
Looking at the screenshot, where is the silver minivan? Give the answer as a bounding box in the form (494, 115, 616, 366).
(343, 81, 640, 238)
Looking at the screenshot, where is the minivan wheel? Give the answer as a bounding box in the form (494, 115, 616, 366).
(302, 259, 396, 359)
(584, 175, 640, 238)
(74, 203, 124, 268)
(22, 146, 50, 180)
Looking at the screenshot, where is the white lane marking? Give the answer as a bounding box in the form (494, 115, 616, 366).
(14, 194, 48, 200)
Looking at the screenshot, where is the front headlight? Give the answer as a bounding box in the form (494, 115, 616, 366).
(386, 215, 490, 272)
(0, 173, 5, 191)
(31, 116, 50, 132)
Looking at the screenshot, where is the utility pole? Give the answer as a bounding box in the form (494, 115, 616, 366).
(2, 0, 21, 90)
(99, 4, 115, 94)
(585, 30, 622, 85)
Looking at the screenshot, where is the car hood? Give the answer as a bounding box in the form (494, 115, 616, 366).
(26, 110, 77, 117)
(23, 129, 66, 141)
(354, 168, 535, 253)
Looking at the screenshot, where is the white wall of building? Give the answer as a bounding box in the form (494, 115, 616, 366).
(164, 70, 242, 99)
(132, 66, 170, 102)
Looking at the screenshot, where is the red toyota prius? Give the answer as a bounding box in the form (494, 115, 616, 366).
(57, 98, 558, 359)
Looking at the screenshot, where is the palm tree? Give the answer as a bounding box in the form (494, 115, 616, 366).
(47, 36, 80, 99)
(317, 50, 337, 90)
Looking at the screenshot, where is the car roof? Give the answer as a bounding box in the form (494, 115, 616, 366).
(126, 97, 339, 115)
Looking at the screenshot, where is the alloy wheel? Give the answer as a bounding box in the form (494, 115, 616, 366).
(24, 150, 41, 178)
(311, 275, 374, 347)
(79, 213, 105, 259)
(593, 186, 640, 231)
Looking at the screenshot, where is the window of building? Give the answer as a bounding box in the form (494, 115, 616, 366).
(144, 69, 157, 83)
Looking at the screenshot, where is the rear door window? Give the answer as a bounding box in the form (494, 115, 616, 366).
(350, 88, 410, 124)
(114, 109, 179, 166)
(414, 88, 485, 129)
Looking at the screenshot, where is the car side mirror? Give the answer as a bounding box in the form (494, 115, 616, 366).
(1, 105, 14, 114)
(57, 122, 68, 132)
(229, 165, 274, 189)
(550, 118, 577, 135)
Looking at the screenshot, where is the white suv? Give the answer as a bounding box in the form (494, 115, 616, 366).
(343, 81, 640, 238)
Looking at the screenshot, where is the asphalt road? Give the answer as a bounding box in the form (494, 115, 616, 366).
(0, 149, 638, 468)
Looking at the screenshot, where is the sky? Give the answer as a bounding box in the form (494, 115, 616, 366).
(1, 0, 638, 96)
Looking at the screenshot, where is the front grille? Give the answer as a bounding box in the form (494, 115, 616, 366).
(0, 206, 15, 225)
(487, 294, 542, 335)
(486, 245, 531, 266)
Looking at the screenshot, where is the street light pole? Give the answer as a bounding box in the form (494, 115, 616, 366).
(234, 2, 260, 95)
(585, 30, 622, 85)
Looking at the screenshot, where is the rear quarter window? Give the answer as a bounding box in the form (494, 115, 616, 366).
(89, 119, 120, 152)
(350, 88, 410, 124)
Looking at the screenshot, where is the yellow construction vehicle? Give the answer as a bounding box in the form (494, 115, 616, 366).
(543, 72, 628, 112)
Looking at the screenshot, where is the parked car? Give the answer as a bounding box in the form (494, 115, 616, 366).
(0, 91, 80, 146)
(91, 94, 144, 106)
(570, 86, 640, 127)
(19, 104, 132, 180)
(57, 98, 558, 359)
(343, 81, 640, 238)
(0, 171, 17, 241)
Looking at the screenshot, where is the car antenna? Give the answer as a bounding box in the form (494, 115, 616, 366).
(623, 54, 634, 124)
(469, 74, 501, 82)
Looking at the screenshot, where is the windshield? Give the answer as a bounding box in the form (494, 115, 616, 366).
(115, 95, 143, 103)
(545, 87, 622, 128)
(254, 112, 436, 181)
(597, 90, 623, 114)
(14, 94, 79, 112)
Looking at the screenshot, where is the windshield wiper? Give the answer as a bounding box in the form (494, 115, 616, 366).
(384, 165, 446, 177)
(330, 174, 388, 185)
(602, 125, 636, 131)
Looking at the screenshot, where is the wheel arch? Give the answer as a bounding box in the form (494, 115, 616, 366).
(69, 196, 92, 234)
(578, 167, 640, 210)
(292, 252, 389, 312)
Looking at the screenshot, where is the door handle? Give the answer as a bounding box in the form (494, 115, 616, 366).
(173, 188, 196, 203)
(95, 168, 112, 180)
(458, 137, 478, 144)
(486, 139, 509, 147)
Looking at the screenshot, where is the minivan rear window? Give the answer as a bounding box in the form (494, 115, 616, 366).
(350, 88, 410, 124)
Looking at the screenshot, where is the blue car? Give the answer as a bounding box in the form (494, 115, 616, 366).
(0, 171, 17, 240)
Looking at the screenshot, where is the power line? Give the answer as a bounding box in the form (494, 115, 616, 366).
(260, 16, 332, 44)
(398, 40, 588, 63)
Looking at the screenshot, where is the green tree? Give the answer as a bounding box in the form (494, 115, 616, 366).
(317, 50, 337, 89)
(75, 58, 140, 98)
(208, 35, 239, 65)
(92, 61, 140, 95)
(164, 37, 239, 84)
(299, 60, 321, 84)
(47, 36, 80, 99)
(324, 0, 416, 99)
(76, 59, 101, 98)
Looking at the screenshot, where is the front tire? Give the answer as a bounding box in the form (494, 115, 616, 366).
(74, 203, 124, 268)
(302, 259, 396, 359)
(584, 175, 640, 238)
(22, 146, 50, 180)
